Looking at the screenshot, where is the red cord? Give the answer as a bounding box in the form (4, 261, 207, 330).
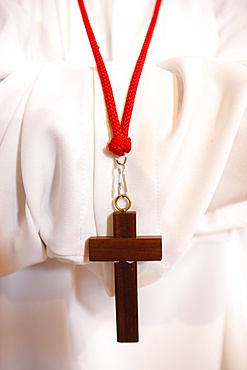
(77, 0, 163, 156)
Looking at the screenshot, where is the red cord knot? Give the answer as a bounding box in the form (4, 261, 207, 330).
(108, 135, 132, 156)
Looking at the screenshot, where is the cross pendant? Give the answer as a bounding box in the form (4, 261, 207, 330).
(89, 211, 162, 342)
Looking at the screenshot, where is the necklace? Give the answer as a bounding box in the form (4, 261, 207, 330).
(77, 0, 163, 343)
(77, 0, 163, 156)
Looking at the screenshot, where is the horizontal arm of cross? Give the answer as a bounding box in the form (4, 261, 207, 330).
(89, 236, 162, 261)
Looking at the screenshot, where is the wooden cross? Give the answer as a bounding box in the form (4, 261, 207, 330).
(89, 211, 162, 342)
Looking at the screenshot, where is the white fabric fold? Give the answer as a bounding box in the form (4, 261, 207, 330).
(1, 56, 247, 293)
(1, 1, 247, 368)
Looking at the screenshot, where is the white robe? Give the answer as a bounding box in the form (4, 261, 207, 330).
(1, 0, 247, 369)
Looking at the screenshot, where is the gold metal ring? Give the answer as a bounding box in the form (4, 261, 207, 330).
(114, 194, 132, 213)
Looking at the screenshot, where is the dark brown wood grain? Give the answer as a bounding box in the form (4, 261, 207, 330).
(114, 212, 138, 342)
(114, 261, 138, 342)
(89, 236, 162, 261)
(88, 211, 162, 342)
